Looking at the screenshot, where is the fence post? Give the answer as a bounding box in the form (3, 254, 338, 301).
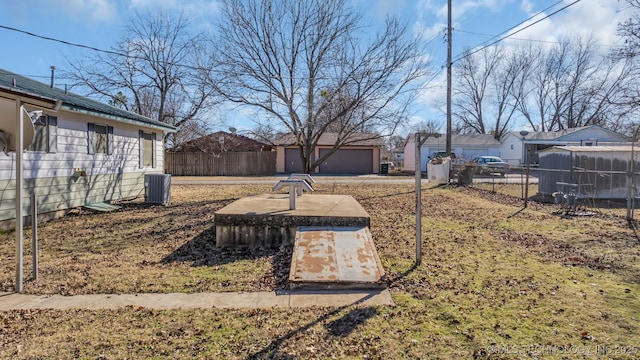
(524, 148, 531, 208)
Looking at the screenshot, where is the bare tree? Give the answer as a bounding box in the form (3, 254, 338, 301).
(511, 45, 540, 131)
(610, 58, 640, 134)
(527, 37, 628, 131)
(612, 0, 640, 134)
(314, 88, 376, 133)
(246, 121, 278, 145)
(411, 119, 442, 135)
(453, 45, 533, 139)
(386, 135, 406, 150)
(490, 47, 532, 138)
(210, 0, 429, 173)
(615, 0, 640, 59)
(66, 10, 218, 147)
(452, 46, 503, 137)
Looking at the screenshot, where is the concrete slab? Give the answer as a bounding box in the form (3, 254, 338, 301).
(0, 290, 393, 310)
(287, 289, 393, 307)
(289, 226, 386, 290)
(215, 194, 370, 247)
(215, 194, 369, 218)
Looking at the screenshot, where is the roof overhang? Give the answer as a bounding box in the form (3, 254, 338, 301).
(62, 104, 176, 133)
(0, 88, 62, 152)
(1, 85, 176, 133)
(523, 140, 569, 145)
(0, 86, 59, 110)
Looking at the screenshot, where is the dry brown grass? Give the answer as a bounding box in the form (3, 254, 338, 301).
(1, 182, 639, 359)
(1, 184, 282, 294)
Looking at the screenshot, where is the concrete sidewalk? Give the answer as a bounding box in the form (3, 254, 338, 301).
(0, 289, 393, 311)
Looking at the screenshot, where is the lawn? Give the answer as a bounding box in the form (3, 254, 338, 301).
(1, 182, 639, 359)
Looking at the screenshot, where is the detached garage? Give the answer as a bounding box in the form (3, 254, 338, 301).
(276, 133, 383, 174)
(404, 133, 501, 171)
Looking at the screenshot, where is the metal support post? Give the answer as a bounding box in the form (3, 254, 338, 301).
(15, 102, 24, 293)
(289, 184, 296, 210)
(31, 193, 38, 280)
(524, 148, 531, 208)
(415, 133, 422, 265)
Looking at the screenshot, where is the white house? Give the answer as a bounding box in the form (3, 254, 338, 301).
(0, 69, 176, 222)
(500, 126, 631, 167)
(404, 133, 501, 171)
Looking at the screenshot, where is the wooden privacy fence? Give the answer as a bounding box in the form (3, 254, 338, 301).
(165, 151, 276, 176)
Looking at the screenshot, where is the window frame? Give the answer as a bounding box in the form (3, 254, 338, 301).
(139, 130, 157, 168)
(95, 124, 108, 154)
(27, 115, 57, 153)
(88, 123, 113, 155)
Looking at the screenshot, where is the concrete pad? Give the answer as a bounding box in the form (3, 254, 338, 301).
(215, 194, 370, 247)
(289, 226, 386, 290)
(215, 194, 369, 218)
(0, 290, 393, 310)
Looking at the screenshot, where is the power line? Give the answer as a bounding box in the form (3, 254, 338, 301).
(0, 24, 204, 74)
(467, 1, 566, 51)
(424, 27, 446, 47)
(453, 28, 624, 48)
(0, 24, 127, 58)
(452, 0, 582, 64)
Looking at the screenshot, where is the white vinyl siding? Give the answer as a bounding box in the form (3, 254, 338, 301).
(0, 172, 149, 221)
(499, 134, 525, 166)
(0, 112, 166, 222)
(0, 115, 165, 179)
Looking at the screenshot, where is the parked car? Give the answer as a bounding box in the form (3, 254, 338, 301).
(471, 156, 509, 176)
(429, 151, 456, 160)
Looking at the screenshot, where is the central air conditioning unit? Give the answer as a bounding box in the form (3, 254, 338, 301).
(144, 174, 171, 204)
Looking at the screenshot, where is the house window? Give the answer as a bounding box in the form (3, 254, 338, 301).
(142, 132, 154, 167)
(88, 123, 113, 155)
(27, 115, 57, 153)
(139, 131, 156, 168)
(95, 125, 108, 154)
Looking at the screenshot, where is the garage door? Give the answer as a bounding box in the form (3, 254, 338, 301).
(319, 148, 373, 174)
(285, 148, 304, 173)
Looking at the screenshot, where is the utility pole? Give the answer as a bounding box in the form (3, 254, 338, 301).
(446, 0, 452, 156)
